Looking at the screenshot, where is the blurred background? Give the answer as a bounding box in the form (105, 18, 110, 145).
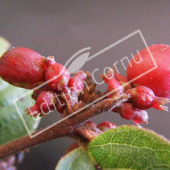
(0, 1, 170, 169)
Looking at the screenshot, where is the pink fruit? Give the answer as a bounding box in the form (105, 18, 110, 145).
(127, 44, 170, 98)
(0, 47, 47, 89)
(45, 60, 70, 91)
(126, 86, 169, 111)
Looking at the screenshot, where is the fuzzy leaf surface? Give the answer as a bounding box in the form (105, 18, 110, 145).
(88, 125, 170, 170)
(0, 78, 40, 145)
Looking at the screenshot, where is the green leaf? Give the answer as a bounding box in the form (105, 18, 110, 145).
(88, 125, 170, 170)
(0, 78, 40, 145)
(55, 147, 96, 170)
(0, 36, 10, 57)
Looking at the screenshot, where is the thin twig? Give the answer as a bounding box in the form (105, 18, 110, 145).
(0, 94, 128, 159)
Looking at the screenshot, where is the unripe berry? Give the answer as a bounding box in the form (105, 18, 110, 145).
(127, 44, 170, 98)
(126, 86, 169, 111)
(0, 47, 47, 89)
(68, 70, 87, 94)
(26, 90, 57, 117)
(97, 121, 116, 131)
(126, 86, 154, 110)
(45, 58, 70, 91)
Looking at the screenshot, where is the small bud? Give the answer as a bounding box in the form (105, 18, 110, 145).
(132, 110, 149, 125)
(68, 70, 87, 94)
(46, 61, 70, 91)
(101, 69, 124, 98)
(97, 121, 116, 131)
(75, 123, 101, 141)
(85, 121, 97, 129)
(114, 102, 149, 125)
(114, 103, 136, 120)
(126, 86, 169, 111)
(44, 56, 56, 66)
(55, 96, 67, 113)
(26, 90, 57, 117)
(112, 65, 132, 90)
(0, 47, 47, 89)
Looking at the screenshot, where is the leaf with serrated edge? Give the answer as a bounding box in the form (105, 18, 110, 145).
(55, 147, 96, 170)
(67, 52, 90, 74)
(88, 125, 170, 170)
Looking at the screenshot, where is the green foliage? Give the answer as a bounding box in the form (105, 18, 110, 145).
(88, 125, 170, 170)
(55, 147, 96, 170)
(0, 78, 40, 145)
(56, 126, 170, 170)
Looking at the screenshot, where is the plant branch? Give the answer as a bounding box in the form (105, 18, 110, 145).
(0, 94, 128, 159)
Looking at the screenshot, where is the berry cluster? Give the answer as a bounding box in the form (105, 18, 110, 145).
(0, 45, 169, 126)
(101, 67, 169, 125)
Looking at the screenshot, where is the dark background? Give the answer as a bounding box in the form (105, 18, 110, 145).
(0, 1, 170, 170)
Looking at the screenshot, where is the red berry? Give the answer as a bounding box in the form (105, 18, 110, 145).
(26, 90, 57, 117)
(126, 86, 154, 110)
(45, 59, 70, 91)
(97, 121, 116, 131)
(68, 70, 87, 94)
(127, 44, 170, 98)
(0, 47, 47, 89)
(126, 86, 169, 111)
